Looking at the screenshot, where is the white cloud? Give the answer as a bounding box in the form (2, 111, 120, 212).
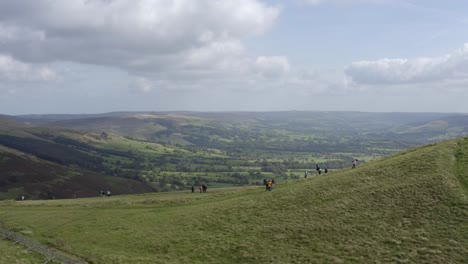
(346, 43, 468, 85)
(0, 54, 57, 82)
(0, 0, 281, 78)
(134, 77, 154, 93)
(254, 56, 291, 78)
(184, 40, 246, 72)
(0, 0, 292, 93)
(301, 0, 394, 5)
(288, 69, 354, 95)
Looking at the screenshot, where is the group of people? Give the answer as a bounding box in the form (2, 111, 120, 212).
(263, 178, 275, 191)
(304, 165, 328, 178)
(191, 184, 208, 193)
(315, 164, 329, 175)
(100, 190, 111, 197)
(188, 158, 360, 194)
(304, 159, 358, 178)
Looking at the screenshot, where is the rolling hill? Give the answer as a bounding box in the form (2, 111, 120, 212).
(2, 111, 468, 200)
(13, 111, 468, 154)
(14, 111, 461, 141)
(0, 137, 466, 263)
(387, 114, 468, 142)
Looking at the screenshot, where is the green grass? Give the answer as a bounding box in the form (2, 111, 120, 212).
(0, 138, 467, 263)
(0, 238, 53, 263)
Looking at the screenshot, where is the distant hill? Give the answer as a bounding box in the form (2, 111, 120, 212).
(383, 114, 468, 142)
(13, 111, 458, 133)
(0, 116, 26, 129)
(10, 112, 134, 124)
(17, 111, 464, 148)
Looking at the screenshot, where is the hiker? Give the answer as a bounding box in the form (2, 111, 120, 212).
(352, 159, 358, 169)
(199, 186, 203, 193)
(318, 168, 322, 175)
(304, 170, 308, 178)
(324, 168, 328, 173)
(107, 190, 111, 197)
(191, 185, 195, 193)
(272, 178, 275, 185)
(202, 184, 207, 193)
(265, 179, 269, 191)
(267, 180, 273, 191)
(21, 195, 25, 201)
(316, 164, 320, 174)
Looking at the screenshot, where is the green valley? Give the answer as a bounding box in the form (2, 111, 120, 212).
(2, 111, 468, 200)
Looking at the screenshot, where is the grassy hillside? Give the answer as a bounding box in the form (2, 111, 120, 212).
(0, 239, 50, 264)
(0, 138, 466, 263)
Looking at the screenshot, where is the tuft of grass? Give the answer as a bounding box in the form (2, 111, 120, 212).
(0, 138, 467, 263)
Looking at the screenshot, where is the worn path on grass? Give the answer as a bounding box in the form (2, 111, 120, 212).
(0, 224, 87, 264)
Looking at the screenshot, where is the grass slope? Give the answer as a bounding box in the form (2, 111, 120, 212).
(0, 138, 467, 263)
(0, 239, 52, 264)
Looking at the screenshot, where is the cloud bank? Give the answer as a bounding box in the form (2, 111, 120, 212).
(301, 0, 393, 6)
(0, 0, 285, 86)
(346, 43, 468, 85)
(0, 54, 57, 82)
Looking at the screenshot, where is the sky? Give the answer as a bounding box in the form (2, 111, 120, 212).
(0, 0, 468, 115)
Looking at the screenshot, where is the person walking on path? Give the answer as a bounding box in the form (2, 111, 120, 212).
(199, 186, 203, 193)
(267, 180, 273, 191)
(191, 185, 195, 193)
(352, 159, 358, 169)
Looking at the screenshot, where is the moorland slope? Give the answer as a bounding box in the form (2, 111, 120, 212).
(0, 117, 152, 199)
